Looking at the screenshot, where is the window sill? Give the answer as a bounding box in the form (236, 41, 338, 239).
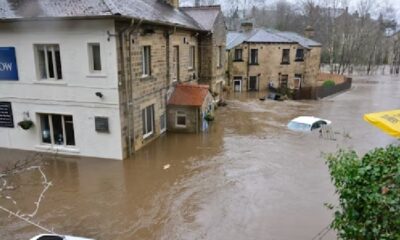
(280, 62, 290, 65)
(249, 63, 259, 66)
(35, 144, 80, 154)
(233, 60, 243, 62)
(34, 80, 67, 85)
(86, 73, 107, 78)
(140, 75, 156, 81)
(143, 132, 154, 140)
(295, 59, 304, 62)
(175, 125, 187, 128)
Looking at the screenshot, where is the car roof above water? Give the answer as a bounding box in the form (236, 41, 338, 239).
(290, 116, 324, 125)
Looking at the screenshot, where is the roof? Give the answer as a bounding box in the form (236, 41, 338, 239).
(168, 84, 210, 107)
(181, 5, 221, 32)
(226, 28, 321, 50)
(0, 0, 202, 30)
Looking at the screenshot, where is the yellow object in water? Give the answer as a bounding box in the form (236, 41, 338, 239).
(364, 109, 400, 138)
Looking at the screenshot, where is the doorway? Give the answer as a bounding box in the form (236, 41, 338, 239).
(233, 77, 242, 92)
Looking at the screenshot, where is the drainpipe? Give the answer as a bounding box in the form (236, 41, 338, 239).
(247, 42, 250, 91)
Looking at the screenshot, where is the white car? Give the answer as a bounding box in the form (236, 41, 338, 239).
(287, 116, 331, 132)
(30, 234, 94, 240)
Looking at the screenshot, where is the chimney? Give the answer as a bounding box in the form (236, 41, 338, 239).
(164, 0, 179, 8)
(241, 20, 254, 32)
(304, 25, 315, 38)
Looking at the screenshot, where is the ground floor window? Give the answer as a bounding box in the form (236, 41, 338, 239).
(248, 76, 259, 91)
(142, 104, 154, 139)
(294, 74, 302, 89)
(176, 111, 187, 128)
(40, 114, 75, 146)
(160, 113, 166, 133)
(233, 76, 242, 92)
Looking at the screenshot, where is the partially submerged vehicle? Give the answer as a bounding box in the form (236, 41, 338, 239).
(30, 234, 94, 240)
(287, 116, 331, 132)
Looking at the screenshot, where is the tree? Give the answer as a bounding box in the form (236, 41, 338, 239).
(326, 145, 400, 239)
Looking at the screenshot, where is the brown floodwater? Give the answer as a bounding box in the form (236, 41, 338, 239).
(1, 75, 399, 240)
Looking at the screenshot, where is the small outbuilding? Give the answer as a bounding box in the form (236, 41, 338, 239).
(167, 84, 214, 133)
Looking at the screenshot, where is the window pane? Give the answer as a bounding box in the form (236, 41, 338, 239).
(92, 44, 102, 71)
(160, 113, 166, 130)
(52, 114, 64, 145)
(38, 49, 47, 79)
(142, 109, 146, 135)
(55, 49, 62, 79)
(40, 115, 51, 144)
(47, 49, 55, 78)
(146, 106, 153, 133)
(64, 116, 75, 146)
(177, 116, 186, 126)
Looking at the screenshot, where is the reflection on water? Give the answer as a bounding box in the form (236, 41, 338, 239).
(0, 75, 399, 240)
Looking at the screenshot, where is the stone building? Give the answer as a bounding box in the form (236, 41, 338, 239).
(167, 84, 214, 133)
(0, 0, 226, 160)
(226, 22, 322, 95)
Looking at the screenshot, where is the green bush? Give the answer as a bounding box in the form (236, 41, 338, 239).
(323, 80, 336, 88)
(326, 145, 400, 240)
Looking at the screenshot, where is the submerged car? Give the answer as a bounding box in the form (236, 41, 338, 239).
(30, 234, 94, 240)
(287, 116, 331, 132)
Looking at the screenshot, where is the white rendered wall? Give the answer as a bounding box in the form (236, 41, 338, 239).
(0, 19, 123, 160)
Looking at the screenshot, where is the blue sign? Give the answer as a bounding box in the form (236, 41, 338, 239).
(0, 47, 19, 81)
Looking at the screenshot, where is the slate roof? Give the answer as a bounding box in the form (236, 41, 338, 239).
(227, 28, 321, 49)
(168, 84, 210, 107)
(181, 5, 221, 32)
(0, 0, 202, 30)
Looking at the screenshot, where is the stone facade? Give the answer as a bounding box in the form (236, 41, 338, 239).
(227, 43, 321, 93)
(198, 12, 227, 98)
(115, 21, 204, 158)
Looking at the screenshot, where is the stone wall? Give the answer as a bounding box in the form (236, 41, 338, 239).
(115, 21, 200, 158)
(167, 106, 198, 133)
(227, 43, 321, 94)
(198, 12, 227, 98)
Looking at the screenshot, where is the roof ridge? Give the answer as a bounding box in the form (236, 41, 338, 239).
(180, 5, 221, 10)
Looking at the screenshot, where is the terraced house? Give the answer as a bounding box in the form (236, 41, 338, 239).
(0, 0, 226, 160)
(226, 22, 321, 96)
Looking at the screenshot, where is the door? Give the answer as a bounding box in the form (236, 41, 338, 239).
(248, 76, 258, 91)
(280, 74, 288, 92)
(233, 77, 242, 92)
(172, 46, 179, 82)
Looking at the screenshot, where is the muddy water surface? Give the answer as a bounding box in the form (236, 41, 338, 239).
(1, 75, 399, 240)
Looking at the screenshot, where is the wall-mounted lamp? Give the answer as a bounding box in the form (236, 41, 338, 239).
(95, 92, 104, 98)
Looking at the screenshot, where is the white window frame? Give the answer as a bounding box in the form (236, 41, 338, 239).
(88, 43, 102, 73)
(142, 46, 151, 77)
(189, 46, 195, 70)
(175, 111, 187, 128)
(35, 44, 62, 81)
(39, 113, 75, 147)
(142, 105, 154, 139)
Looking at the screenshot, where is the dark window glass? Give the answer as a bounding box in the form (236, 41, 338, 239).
(142, 109, 146, 135)
(250, 49, 258, 64)
(92, 44, 102, 71)
(47, 50, 55, 78)
(55, 50, 62, 79)
(64, 116, 75, 146)
(38, 49, 47, 79)
(40, 115, 51, 144)
(282, 49, 290, 63)
(234, 49, 243, 61)
(52, 114, 63, 145)
(177, 115, 186, 126)
(296, 49, 304, 61)
(146, 105, 153, 133)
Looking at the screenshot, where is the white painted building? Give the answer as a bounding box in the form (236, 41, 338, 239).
(0, 19, 124, 159)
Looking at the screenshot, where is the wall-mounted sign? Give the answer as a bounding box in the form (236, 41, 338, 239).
(95, 117, 109, 133)
(0, 47, 19, 81)
(0, 102, 14, 128)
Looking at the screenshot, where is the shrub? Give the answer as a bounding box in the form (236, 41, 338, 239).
(323, 80, 336, 88)
(326, 145, 400, 240)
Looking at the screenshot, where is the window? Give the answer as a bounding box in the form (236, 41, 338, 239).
(176, 111, 187, 128)
(282, 49, 290, 64)
(160, 113, 166, 133)
(142, 46, 151, 76)
(40, 114, 75, 146)
(294, 74, 302, 89)
(250, 49, 258, 64)
(88, 43, 102, 72)
(189, 46, 195, 70)
(217, 46, 223, 68)
(142, 104, 154, 139)
(234, 49, 243, 61)
(295, 49, 304, 61)
(35, 44, 62, 80)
